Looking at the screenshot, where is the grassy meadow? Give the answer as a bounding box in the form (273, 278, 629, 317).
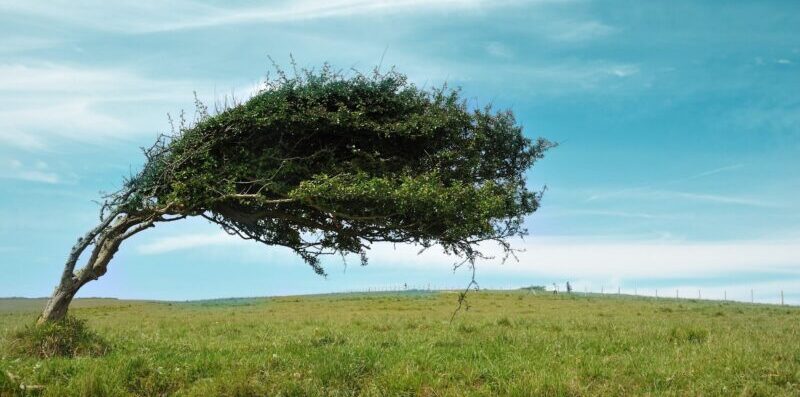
(1, 291, 799, 396)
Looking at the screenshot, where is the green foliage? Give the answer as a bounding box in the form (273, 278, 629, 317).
(122, 66, 552, 273)
(6, 317, 108, 358)
(2, 294, 799, 396)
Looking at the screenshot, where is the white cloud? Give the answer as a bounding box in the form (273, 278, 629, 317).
(685, 164, 743, 179)
(350, 237, 800, 286)
(0, 0, 562, 33)
(0, 36, 59, 53)
(0, 129, 46, 151)
(0, 63, 212, 150)
(134, 230, 800, 283)
(668, 191, 780, 208)
(544, 209, 672, 219)
(587, 188, 779, 208)
(547, 20, 616, 42)
(0, 101, 128, 147)
(1, 158, 60, 184)
(512, 61, 640, 93)
(609, 65, 638, 77)
(0, 63, 190, 98)
(137, 232, 246, 255)
(485, 42, 513, 58)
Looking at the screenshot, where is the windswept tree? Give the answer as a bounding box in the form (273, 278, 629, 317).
(39, 66, 553, 324)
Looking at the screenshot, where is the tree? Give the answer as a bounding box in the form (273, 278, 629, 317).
(38, 66, 553, 324)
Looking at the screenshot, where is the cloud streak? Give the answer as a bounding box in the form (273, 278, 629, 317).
(136, 231, 800, 281)
(0, 0, 561, 33)
(0, 63, 215, 151)
(686, 164, 744, 179)
(1, 159, 60, 184)
(137, 232, 246, 255)
(0, 63, 193, 98)
(586, 187, 778, 208)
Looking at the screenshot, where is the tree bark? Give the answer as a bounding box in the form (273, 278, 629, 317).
(38, 281, 79, 324)
(37, 213, 155, 325)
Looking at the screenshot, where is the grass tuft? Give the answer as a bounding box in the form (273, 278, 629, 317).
(496, 316, 514, 327)
(0, 369, 19, 394)
(668, 326, 709, 344)
(5, 317, 108, 358)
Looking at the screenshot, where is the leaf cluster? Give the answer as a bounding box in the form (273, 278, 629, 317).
(118, 65, 553, 274)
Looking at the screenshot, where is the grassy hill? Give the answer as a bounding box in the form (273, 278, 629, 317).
(1, 291, 798, 396)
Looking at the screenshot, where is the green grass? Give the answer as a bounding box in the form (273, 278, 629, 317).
(1, 292, 799, 396)
(6, 316, 108, 359)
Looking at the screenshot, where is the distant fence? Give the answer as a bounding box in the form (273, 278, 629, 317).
(342, 283, 794, 306)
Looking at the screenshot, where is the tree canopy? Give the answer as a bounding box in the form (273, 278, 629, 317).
(40, 65, 553, 323)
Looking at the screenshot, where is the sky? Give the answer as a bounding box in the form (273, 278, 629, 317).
(1, 0, 799, 304)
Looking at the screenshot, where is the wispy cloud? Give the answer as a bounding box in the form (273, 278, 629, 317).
(544, 209, 673, 219)
(0, 0, 564, 33)
(584, 164, 771, 207)
(685, 164, 743, 180)
(668, 191, 778, 207)
(0, 63, 191, 98)
(0, 36, 59, 53)
(134, 230, 800, 281)
(546, 19, 617, 42)
(356, 236, 800, 280)
(522, 61, 639, 86)
(1, 159, 60, 184)
(0, 101, 128, 149)
(0, 129, 46, 151)
(0, 63, 211, 150)
(587, 188, 779, 208)
(137, 232, 245, 255)
(485, 42, 513, 58)
(466, 60, 641, 96)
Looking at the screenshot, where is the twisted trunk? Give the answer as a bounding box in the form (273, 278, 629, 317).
(37, 213, 156, 325)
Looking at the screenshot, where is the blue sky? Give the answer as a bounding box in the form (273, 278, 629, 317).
(1, 0, 799, 304)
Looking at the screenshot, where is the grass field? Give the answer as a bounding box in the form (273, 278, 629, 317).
(1, 291, 799, 396)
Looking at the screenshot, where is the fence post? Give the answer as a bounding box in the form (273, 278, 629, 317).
(617, 286, 621, 295)
(751, 289, 754, 303)
(601, 286, 604, 294)
(781, 290, 784, 306)
(724, 290, 726, 301)
(676, 289, 679, 299)
(698, 289, 701, 299)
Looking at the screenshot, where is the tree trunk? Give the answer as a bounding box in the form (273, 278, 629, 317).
(37, 281, 79, 324)
(37, 213, 156, 325)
